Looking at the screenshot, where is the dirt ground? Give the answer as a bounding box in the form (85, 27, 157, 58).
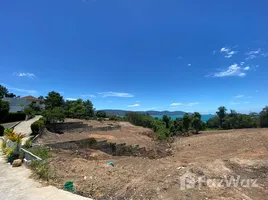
(37, 120, 155, 149)
(41, 128, 268, 200)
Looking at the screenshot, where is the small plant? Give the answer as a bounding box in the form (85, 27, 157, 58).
(4, 131, 25, 143)
(0, 138, 6, 149)
(3, 147, 14, 157)
(4, 128, 13, 135)
(23, 137, 33, 148)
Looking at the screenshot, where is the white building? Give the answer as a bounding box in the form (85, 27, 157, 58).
(2, 96, 45, 113)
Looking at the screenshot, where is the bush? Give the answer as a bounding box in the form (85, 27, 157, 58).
(2, 112, 26, 123)
(39, 117, 47, 124)
(0, 125, 4, 136)
(24, 107, 36, 118)
(42, 107, 65, 123)
(23, 137, 33, 148)
(31, 119, 45, 135)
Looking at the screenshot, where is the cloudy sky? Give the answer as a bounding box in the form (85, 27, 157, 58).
(0, 0, 267, 113)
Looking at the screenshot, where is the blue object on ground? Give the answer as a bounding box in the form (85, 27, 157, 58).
(107, 161, 115, 166)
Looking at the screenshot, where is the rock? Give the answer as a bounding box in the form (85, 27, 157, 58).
(12, 159, 22, 167)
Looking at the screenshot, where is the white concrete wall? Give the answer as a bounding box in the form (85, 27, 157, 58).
(2, 97, 45, 113)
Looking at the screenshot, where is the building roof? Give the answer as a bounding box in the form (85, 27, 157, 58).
(21, 96, 45, 103)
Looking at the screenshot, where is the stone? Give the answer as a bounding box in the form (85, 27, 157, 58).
(12, 159, 22, 167)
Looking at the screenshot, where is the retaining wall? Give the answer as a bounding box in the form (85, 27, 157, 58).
(44, 138, 145, 156)
(46, 123, 121, 133)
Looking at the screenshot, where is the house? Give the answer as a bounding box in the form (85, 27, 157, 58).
(2, 96, 45, 113)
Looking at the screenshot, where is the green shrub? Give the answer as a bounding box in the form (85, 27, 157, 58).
(0, 99, 10, 123)
(0, 125, 4, 136)
(3, 112, 26, 123)
(39, 117, 47, 124)
(23, 137, 33, 148)
(31, 120, 45, 135)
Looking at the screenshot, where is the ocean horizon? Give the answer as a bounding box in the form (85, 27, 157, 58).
(151, 115, 213, 122)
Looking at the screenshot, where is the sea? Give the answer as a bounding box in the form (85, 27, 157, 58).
(151, 115, 214, 122)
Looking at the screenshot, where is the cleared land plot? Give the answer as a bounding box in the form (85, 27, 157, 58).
(37, 125, 268, 200)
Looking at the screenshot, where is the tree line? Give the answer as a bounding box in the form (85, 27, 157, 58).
(207, 106, 268, 129)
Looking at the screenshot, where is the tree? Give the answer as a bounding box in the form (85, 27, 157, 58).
(29, 102, 41, 113)
(24, 107, 35, 117)
(0, 85, 16, 98)
(162, 115, 171, 129)
(216, 106, 227, 128)
(45, 91, 64, 110)
(183, 113, 191, 132)
(0, 85, 9, 98)
(191, 112, 202, 134)
(173, 118, 184, 135)
(38, 96, 44, 100)
(259, 106, 268, 128)
(83, 100, 94, 117)
(68, 99, 86, 118)
(206, 116, 220, 129)
(96, 110, 107, 118)
(0, 99, 10, 122)
(42, 107, 65, 123)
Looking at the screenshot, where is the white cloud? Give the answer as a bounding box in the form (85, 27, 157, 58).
(128, 103, 140, 107)
(240, 62, 245, 66)
(188, 63, 191, 67)
(245, 49, 261, 60)
(213, 63, 248, 77)
(245, 48, 261, 55)
(170, 102, 199, 107)
(213, 50, 216, 54)
(99, 92, 134, 98)
(81, 94, 96, 98)
(243, 66, 250, 71)
(244, 101, 250, 104)
(14, 72, 36, 78)
(221, 47, 230, 52)
(177, 56, 183, 59)
(234, 95, 244, 99)
(1, 83, 37, 94)
(66, 98, 77, 101)
(245, 55, 257, 60)
(220, 47, 237, 58)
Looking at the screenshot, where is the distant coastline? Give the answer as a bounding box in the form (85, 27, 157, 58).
(102, 109, 214, 122)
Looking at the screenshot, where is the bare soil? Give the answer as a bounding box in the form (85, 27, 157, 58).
(41, 127, 268, 200)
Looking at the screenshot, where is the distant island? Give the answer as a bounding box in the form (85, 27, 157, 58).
(102, 109, 214, 122)
(102, 109, 186, 116)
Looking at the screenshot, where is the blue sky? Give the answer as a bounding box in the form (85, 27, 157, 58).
(1, 0, 268, 114)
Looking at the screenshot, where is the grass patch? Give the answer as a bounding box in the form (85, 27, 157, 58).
(27, 147, 52, 159)
(29, 160, 52, 181)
